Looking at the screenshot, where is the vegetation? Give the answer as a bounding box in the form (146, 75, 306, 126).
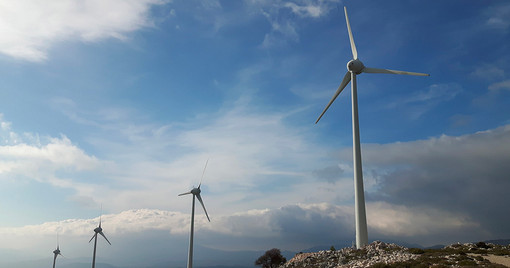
(368, 242, 510, 268)
(255, 248, 287, 268)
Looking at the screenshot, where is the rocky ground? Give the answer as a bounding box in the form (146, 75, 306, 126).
(280, 241, 510, 268)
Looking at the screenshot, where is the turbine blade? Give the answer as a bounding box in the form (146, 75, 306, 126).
(88, 233, 96, 243)
(196, 194, 210, 222)
(178, 191, 192, 196)
(363, 67, 429, 76)
(316, 72, 351, 124)
(199, 159, 209, 188)
(99, 204, 103, 227)
(99, 231, 112, 245)
(344, 7, 358, 60)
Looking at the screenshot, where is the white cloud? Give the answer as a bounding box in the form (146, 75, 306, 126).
(386, 83, 461, 119)
(0, 0, 167, 62)
(284, 0, 338, 18)
(0, 116, 99, 179)
(471, 65, 505, 80)
(485, 3, 510, 30)
(248, 0, 338, 48)
(367, 202, 478, 237)
(488, 79, 510, 91)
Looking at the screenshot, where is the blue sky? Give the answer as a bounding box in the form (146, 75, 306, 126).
(1, 0, 510, 266)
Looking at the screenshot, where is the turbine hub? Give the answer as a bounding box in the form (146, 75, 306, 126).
(191, 187, 201, 195)
(347, 59, 365, 74)
(94, 227, 102, 233)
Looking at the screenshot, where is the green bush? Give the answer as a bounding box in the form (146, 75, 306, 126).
(408, 248, 425, 254)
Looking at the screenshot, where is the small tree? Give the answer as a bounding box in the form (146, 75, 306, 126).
(255, 248, 286, 268)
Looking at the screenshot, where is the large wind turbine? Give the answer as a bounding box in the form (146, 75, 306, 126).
(52, 234, 62, 268)
(179, 160, 211, 268)
(315, 7, 429, 249)
(89, 214, 111, 268)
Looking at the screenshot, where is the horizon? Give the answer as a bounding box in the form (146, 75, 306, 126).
(1, 0, 510, 267)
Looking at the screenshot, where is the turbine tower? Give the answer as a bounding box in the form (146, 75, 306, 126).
(178, 160, 211, 268)
(89, 214, 111, 268)
(315, 7, 429, 249)
(52, 234, 62, 268)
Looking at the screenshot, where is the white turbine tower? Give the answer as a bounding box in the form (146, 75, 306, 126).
(52, 234, 62, 268)
(315, 7, 429, 249)
(89, 214, 111, 268)
(179, 160, 211, 268)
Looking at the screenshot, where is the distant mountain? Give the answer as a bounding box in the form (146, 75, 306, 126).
(484, 239, 510, 246)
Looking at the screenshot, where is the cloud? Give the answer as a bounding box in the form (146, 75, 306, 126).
(313, 165, 344, 184)
(0, 204, 352, 257)
(488, 79, 510, 91)
(0, 201, 486, 263)
(249, 0, 338, 48)
(284, 0, 338, 18)
(0, 116, 99, 181)
(485, 2, 510, 30)
(46, 95, 347, 214)
(355, 125, 510, 242)
(0, 0, 167, 62)
(471, 65, 505, 81)
(386, 83, 462, 119)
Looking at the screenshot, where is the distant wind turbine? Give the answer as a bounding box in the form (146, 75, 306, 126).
(315, 7, 429, 249)
(179, 160, 211, 268)
(89, 213, 111, 268)
(52, 234, 62, 268)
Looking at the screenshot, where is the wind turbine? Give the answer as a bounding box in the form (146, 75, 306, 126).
(89, 213, 111, 268)
(52, 234, 62, 268)
(315, 7, 429, 249)
(178, 160, 211, 268)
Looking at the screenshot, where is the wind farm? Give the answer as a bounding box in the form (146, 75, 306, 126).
(1, 1, 510, 268)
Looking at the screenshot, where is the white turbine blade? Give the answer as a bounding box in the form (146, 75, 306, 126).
(196, 194, 210, 222)
(99, 232, 112, 245)
(363, 67, 429, 76)
(99, 204, 103, 227)
(344, 7, 358, 60)
(199, 159, 209, 188)
(316, 71, 351, 124)
(178, 191, 192, 196)
(88, 233, 96, 243)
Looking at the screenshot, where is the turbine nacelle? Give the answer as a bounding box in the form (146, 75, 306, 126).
(191, 187, 201, 195)
(94, 226, 102, 233)
(347, 59, 365, 74)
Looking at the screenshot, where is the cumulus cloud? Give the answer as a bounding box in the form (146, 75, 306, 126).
(0, 116, 99, 182)
(0, 204, 352, 259)
(0, 0, 167, 62)
(355, 125, 510, 242)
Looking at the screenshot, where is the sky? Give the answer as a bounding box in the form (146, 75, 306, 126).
(1, 0, 510, 266)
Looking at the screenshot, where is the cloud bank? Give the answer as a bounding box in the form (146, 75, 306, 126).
(0, 0, 167, 61)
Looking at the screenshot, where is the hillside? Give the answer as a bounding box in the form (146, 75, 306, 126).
(281, 241, 510, 267)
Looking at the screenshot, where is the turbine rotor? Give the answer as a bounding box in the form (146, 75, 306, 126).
(347, 59, 365, 74)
